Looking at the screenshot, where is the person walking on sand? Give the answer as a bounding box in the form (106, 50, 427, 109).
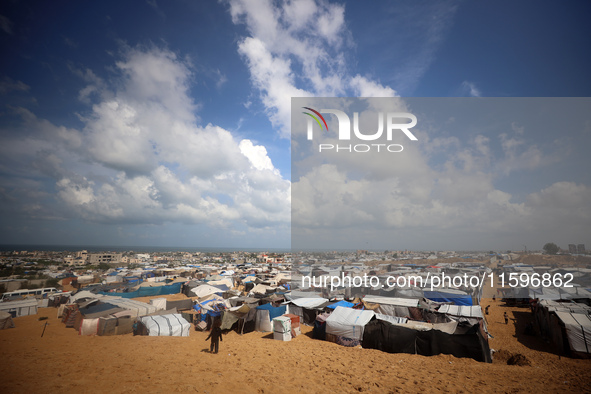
(504, 312, 509, 324)
(485, 305, 490, 315)
(206, 320, 223, 354)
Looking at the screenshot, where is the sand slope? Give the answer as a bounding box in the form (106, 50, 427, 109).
(0, 299, 590, 393)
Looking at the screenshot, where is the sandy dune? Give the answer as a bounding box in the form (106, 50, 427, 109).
(1, 298, 590, 393)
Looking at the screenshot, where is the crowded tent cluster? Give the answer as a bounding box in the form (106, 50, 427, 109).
(497, 264, 591, 358)
(28, 261, 495, 363)
(4, 258, 590, 361)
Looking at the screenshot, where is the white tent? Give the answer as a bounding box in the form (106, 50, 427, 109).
(326, 306, 375, 341)
(149, 298, 167, 311)
(288, 297, 328, 309)
(140, 313, 191, 337)
(555, 311, 591, 354)
(102, 297, 157, 317)
(0, 298, 38, 317)
(190, 284, 223, 298)
(438, 304, 483, 318)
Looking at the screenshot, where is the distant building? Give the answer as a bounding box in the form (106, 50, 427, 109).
(568, 244, 577, 254)
(75, 250, 88, 261)
(577, 244, 586, 254)
(89, 253, 122, 265)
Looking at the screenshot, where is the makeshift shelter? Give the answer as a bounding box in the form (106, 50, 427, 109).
(285, 297, 328, 325)
(424, 289, 473, 306)
(326, 300, 354, 309)
(0, 311, 15, 329)
(0, 298, 38, 317)
(325, 306, 375, 346)
(362, 320, 491, 362)
(361, 296, 420, 320)
(97, 282, 182, 298)
(220, 304, 251, 331)
(554, 311, 591, 357)
(190, 284, 224, 298)
(149, 298, 167, 310)
(255, 303, 287, 332)
(139, 314, 191, 337)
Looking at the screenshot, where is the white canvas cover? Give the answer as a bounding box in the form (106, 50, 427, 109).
(0, 298, 38, 317)
(140, 313, 190, 337)
(79, 318, 100, 336)
(250, 284, 275, 295)
(375, 313, 407, 325)
(555, 311, 591, 354)
(207, 278, 234, 288)
(103, 297, 157, 317)
(289, 297, 329, 309)
(438, 304, 483, 318)
(255, 310, 273, 332)
(326, 306, 375, 341)
(362, 296, 420, 307)
(149, 298, 167, 310)
(190, 284, 223, 298)
(69, 291, 102, 303)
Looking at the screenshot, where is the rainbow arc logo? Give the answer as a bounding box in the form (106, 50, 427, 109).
(302, 107, 328, 138)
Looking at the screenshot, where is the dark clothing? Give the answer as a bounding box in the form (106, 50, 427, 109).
(504, 313, 508, 324)
(206, 326, 223, 353)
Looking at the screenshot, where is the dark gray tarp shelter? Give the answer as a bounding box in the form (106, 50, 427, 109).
(362, 320, 491, 363)
(166, 299, 193, 311)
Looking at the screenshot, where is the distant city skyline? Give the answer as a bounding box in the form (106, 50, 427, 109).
(0, 1, 590, 250)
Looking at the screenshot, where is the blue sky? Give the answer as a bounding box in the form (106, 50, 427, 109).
(0, 0, 590, 250)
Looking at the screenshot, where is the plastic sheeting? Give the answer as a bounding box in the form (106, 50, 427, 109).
(362, 296, 420, 307)
(288, 297, 329, 309)
(424, 290, 473, 306)
(190, 285, 224, 298)
(325, 306, 375, 341)
(438, 305, 483, 318)
(555, 311, 591, 354)
(98, 282, 182, 299)
(326, 300, 354, 309)
(140, 314, 191, 337)
(150, 298, 167, 310)
(362, 320, 491, 362)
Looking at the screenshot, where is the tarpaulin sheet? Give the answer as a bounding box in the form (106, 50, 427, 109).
(362, 320, 491, 362)
(556, 311, 591, 354)
(326, 306, 375, 341)
(256, 303, 286, 321)
(424, 291, 473, 306)
(140, 314, 190, 337)
(326, 300, 354, 309)
(98, 282, 182, 298)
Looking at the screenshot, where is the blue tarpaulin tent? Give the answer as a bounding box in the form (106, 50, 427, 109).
(424, 290, 473, 306)
(256, 303, 286, 320)
(327, 300, 354, 309)
(98, 282, 182, 299)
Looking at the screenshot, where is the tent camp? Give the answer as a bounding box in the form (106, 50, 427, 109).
(325, 306, 375, 344)
(139, 314, 191, 336)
